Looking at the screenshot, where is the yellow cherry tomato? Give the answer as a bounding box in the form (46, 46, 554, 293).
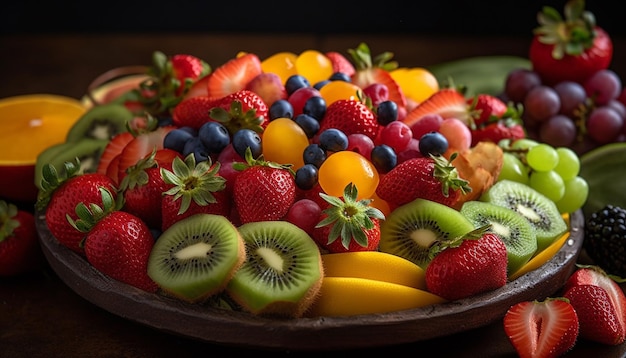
(319, 81, 363, 106)
(390, 67, 439, 104)
(318, 151, 379, 200)
(261, 117, 309, 170)
(295, 50, 334, 86)
(261, 52, 298, 84)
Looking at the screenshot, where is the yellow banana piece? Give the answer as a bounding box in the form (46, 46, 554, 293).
(321, 251, 427, 290)
(306, 277, 447, 317)
(508, 214, 571, 281)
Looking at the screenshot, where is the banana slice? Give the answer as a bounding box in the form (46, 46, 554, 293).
(306, 276, 446, 317)
(321, 251, 426, 289)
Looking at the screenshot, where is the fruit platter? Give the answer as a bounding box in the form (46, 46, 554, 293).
(4, 0, 626, 356)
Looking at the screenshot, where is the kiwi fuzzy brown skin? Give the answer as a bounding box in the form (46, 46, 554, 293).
(225, 220, 324, 318)
(480, 179, 568, 252)
(460, 200, 537, 276)
(147, 213, 246, 303)
(65, 103, 134, 142)
(378, 198, 476, 270)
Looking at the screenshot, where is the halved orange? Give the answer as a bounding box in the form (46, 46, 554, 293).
(0, 94, 86, 203)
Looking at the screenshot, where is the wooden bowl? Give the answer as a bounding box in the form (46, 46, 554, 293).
(35, 210, 584, 351)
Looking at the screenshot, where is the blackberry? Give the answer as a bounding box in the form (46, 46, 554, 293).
(584, 205, 626, 277)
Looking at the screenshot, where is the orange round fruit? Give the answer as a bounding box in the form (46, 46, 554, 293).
(0, 94, 86, 203)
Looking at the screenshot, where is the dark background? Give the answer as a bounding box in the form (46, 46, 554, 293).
(2, 0, 624, 36)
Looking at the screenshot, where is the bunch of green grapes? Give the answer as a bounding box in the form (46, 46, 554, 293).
(498, 138, 588, 214)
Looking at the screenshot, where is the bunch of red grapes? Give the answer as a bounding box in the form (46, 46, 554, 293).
(503, 68, 626, 155)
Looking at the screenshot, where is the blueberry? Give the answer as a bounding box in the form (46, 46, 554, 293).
(232, 128, 262, 159)
(295, 164, 319, 190)
(269, 99, 294, 120)
(294, 114, 320, 138)
(302, 143, 327, 168)
(329, 72, 351, 82)
(370, 144, 397, 174)
(198, 121, 230, 154)
(376, 100, 398, 125)
(318, 128, 348, 152)
(164, 127, 195, 153)
(285, 75, 311, 96)
(419, 131, 449, 157)
(302, 96, 327, 120)
(183, 137, 211, 163)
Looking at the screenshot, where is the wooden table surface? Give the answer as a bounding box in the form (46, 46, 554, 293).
(2, 32, 626, 358)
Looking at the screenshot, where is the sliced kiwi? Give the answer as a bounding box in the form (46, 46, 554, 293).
(481, 179, 568, 252)
(34, 138, 109, 190)
(225, 220, 324, 318)
(65, 103, 134, 142)
(147, 213, 246, 303)
(460, 200, 537, 275)
(378, 198, 476, 270)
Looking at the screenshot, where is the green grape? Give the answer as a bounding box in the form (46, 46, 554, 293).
(510, 138, 539, 150)
(529, 170, 565, 202)
(553, 147, 580, 180)
(526, 143, 559, 172)
(498, 152, 529, 184)
(555, 176, 589, 214)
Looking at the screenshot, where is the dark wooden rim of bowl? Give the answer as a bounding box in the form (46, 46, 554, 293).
(35, 210, 584, 351)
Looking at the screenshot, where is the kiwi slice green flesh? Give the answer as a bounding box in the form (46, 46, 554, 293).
(65, 103, 134, 142)
(379, 198, 476, 270)
(147, 213, 246, 303)
(226, 221, 323, 318)
(460, 200, 537, 275)
(34, 138, 109, 190)
(481, 180, 568, 252)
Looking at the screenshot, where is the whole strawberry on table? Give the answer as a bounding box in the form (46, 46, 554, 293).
(0, 199, 45, 277)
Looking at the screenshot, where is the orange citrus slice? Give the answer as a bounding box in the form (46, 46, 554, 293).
(0, 94, 86, 165)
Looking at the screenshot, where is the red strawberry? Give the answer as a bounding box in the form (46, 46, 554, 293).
(425, 228, 508, 300)
(529, 0, 613, 85)
(467, 93, 508, 128)
(318, 98, 380, 141)
(503, 298, 579, 358)
(97, 131, 134, 178)
(564, 284, 625, 345)
(232, 149, 296, 224)
(120, 150, 176, 229)
(69, 187, 158, 292)
(0, 200, 44, 276)
(160, 154, 230, 231)
(325, 51, 355, 77)
(311, 183, 385, 253)
(153, 148, 183, 171)
(296, 183, 328, 210)
(36, 159, 118, 255)
(348, 43, 407, 110)
(206, 53, 263, 100)
(170, 54, 210, 96)
(470, 119, 526, 146)
(134, 51, 209, 116)
(183, 75, 210, 100)
(172, 96, 218, 129)
(375, 153, 472, 208)
(116, 122, 176, 183)
(560, 265, 626, 345)
(210, 89, 269, 134)
(402, 88, 469, 130)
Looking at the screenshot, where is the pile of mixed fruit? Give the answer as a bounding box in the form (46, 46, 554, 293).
(2, 0, 626, 356)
